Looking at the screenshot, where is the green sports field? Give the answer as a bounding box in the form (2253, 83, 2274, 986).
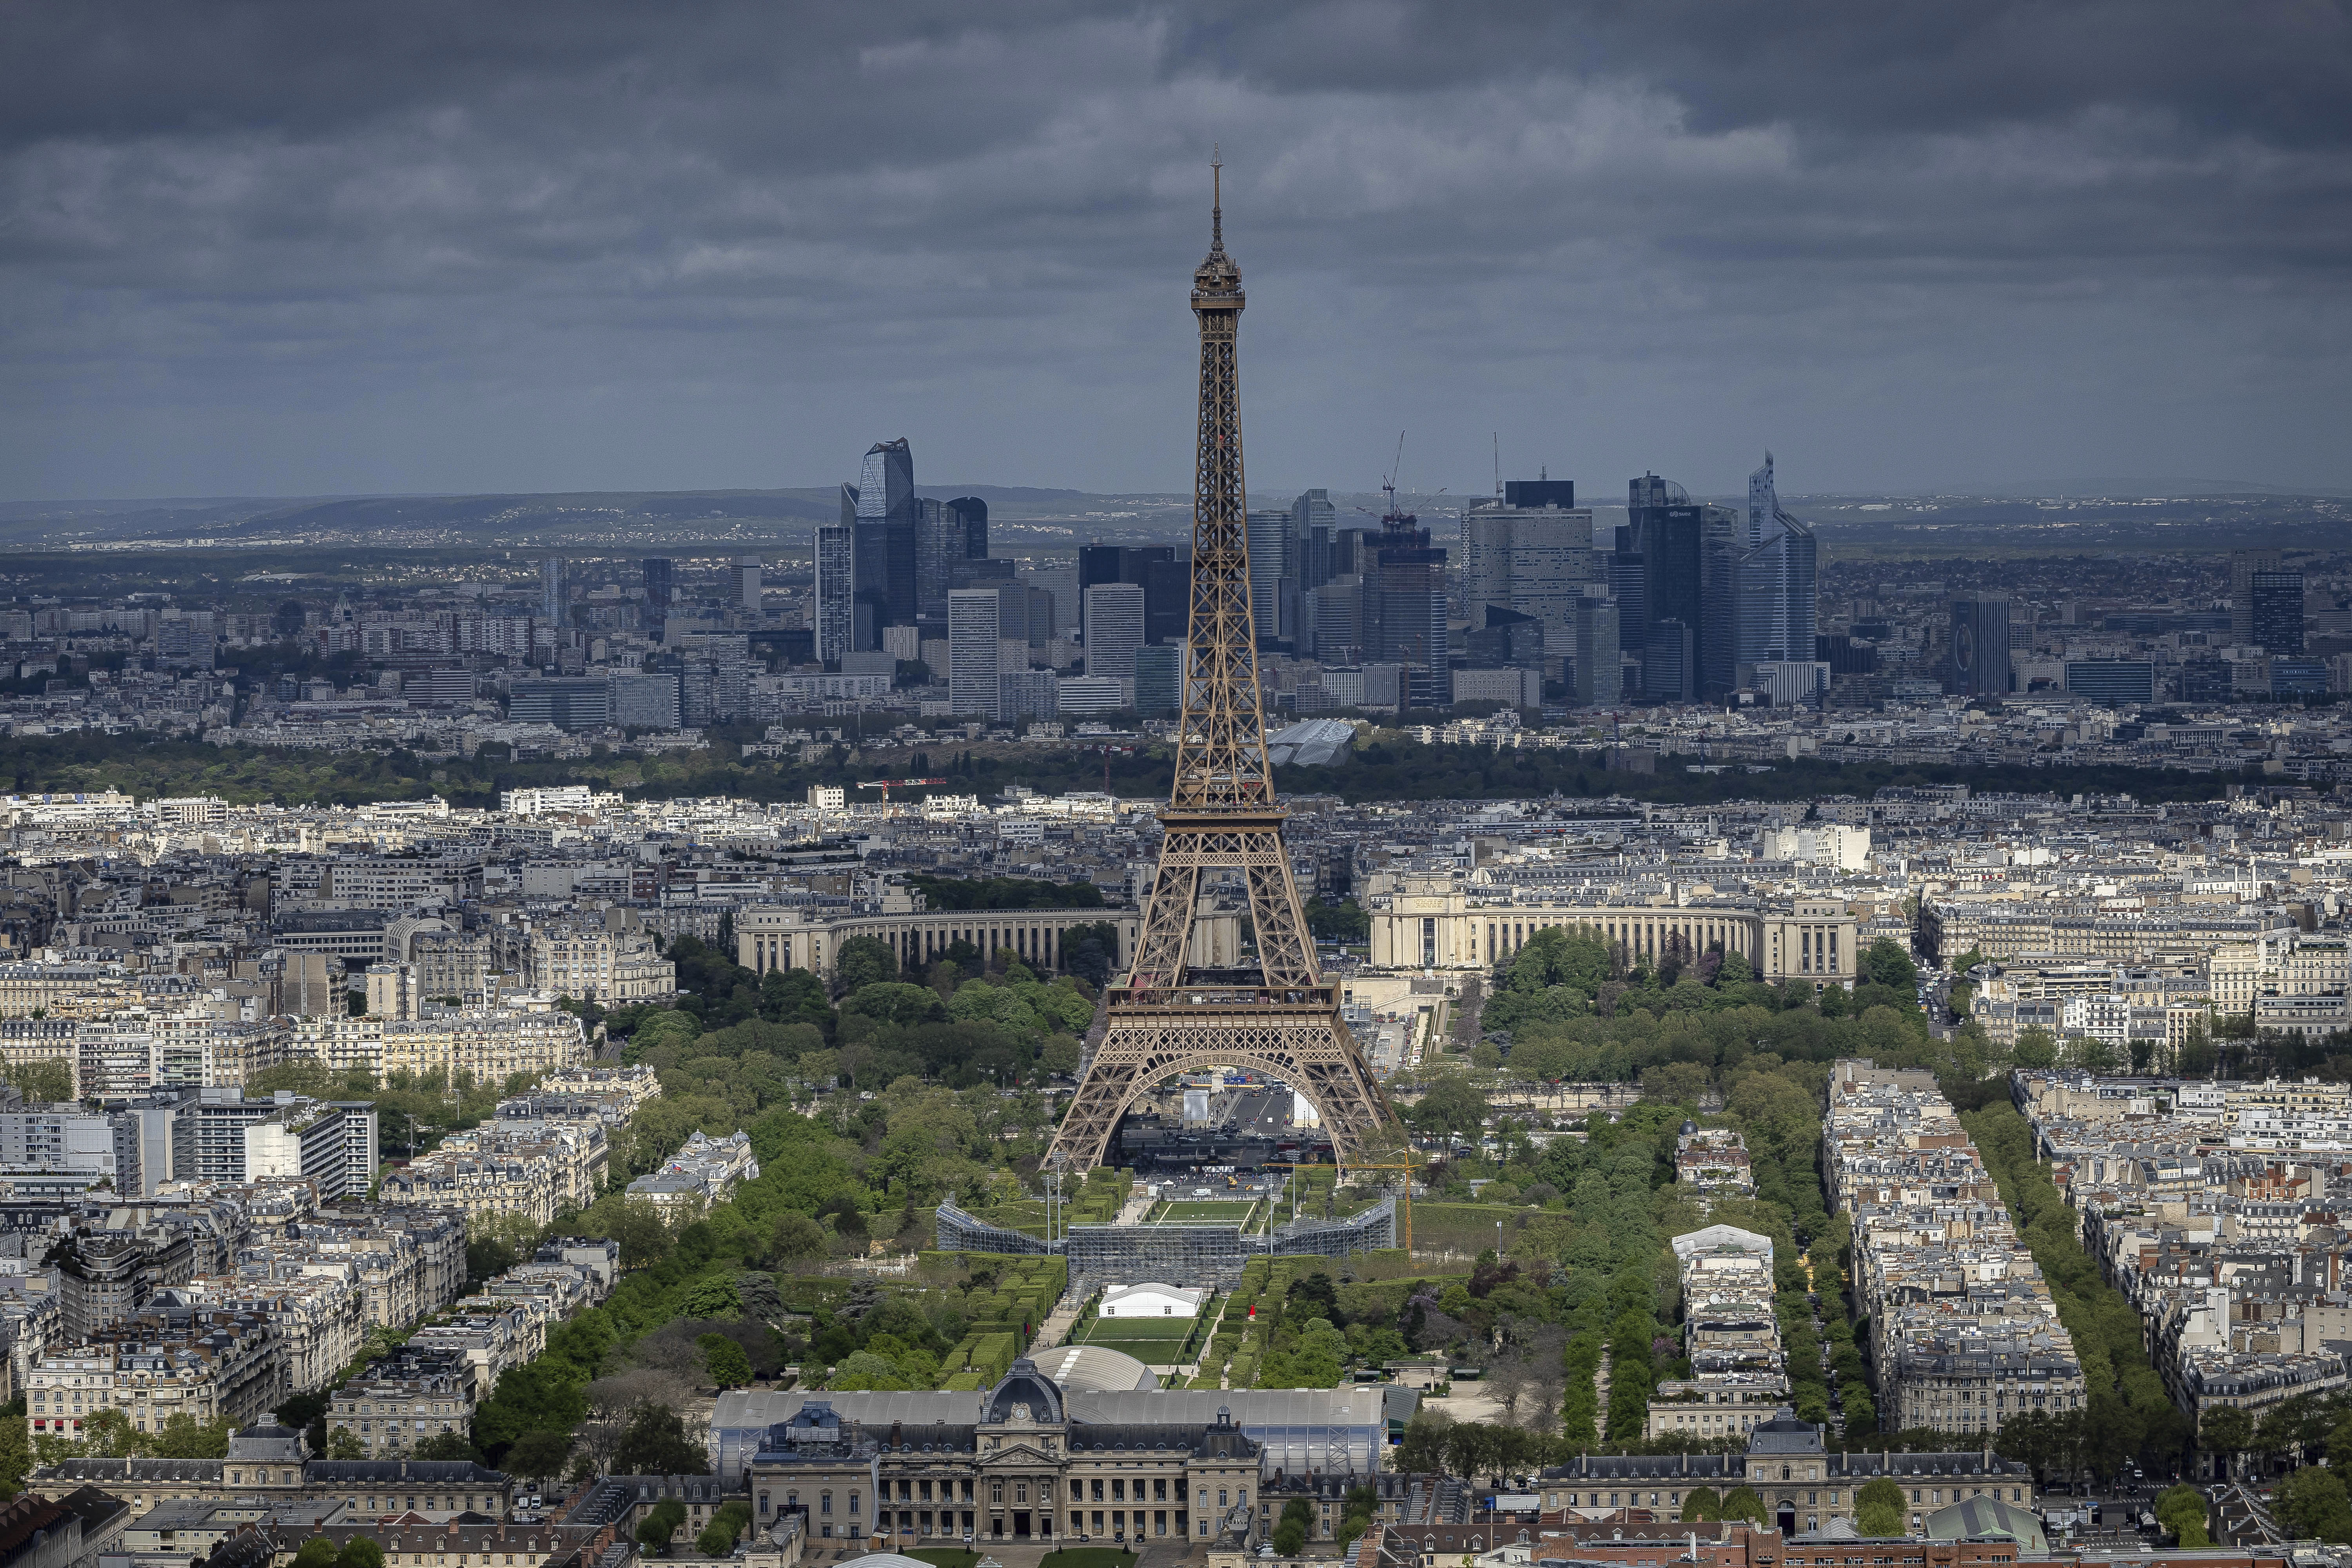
(1074, 1294, 1216, 1363)
(1148, 1199, 1259, 1224)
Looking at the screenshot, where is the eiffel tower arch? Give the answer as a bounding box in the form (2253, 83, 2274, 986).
(1049, 161, 1399, 1172)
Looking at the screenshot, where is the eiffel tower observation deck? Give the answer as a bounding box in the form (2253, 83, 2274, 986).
(1047, 161, 1398, 1172)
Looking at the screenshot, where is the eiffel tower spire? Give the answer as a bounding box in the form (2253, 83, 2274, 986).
(1048, 164, 1396, 1173)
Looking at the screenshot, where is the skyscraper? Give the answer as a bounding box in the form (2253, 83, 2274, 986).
(851, 438, 918, 634)
(1291, 488, 1337, 592)
(732, 557, 763, 612)
(641, 557, 673, 638)
(1947, 595, 2013, 698)
(947, 588, 1002, 720)
(539, 558, 566, 628)
(1366, 508, 1448, 709)
(814, 524, 856, 667)
(1701, 455, 1817, 697)
(1134, 642, 1183, 716)
(2230, 548, 2282, 644)
(1077, 545, 1174, 642)
(1143, 556, 1190, 645)
(1245, 508, 1291, 647)
(946, 496, 989, 561)
(915, 497, 958, 624)
(1573, 593, 1621, 707)
(2249, 569, 2305, 654)
(1083, 582, 1146, 686)
(1461, 486, 1592, 645)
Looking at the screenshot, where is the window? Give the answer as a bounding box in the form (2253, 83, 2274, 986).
(992, 1483, 1004, 1505)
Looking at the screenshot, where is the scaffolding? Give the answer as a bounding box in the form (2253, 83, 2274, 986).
(938, 1199, 1398, 1290)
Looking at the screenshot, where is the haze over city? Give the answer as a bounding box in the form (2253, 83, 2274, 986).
(6, 0, 2351, 501)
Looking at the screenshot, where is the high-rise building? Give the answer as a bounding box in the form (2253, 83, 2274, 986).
(1366, 510, 1448, 709)
(1083, 582, 1146, 685)
(1608, 525, 1646, 650)
(850, 438, 918, 633)
(1143, 556, 1190, 644)
(1505, 476, 1576, 509)
(947, 496, 989, 561)
(1947, 595, 2012, 698)
(1291, 489, 1337, 592)
(1078, 545, 1174, 641)
(2230, 548, 2282, 644)
(915, 498, 959, 624)
(1573, 594, 1621, 708)
(1465, 606, 1544, 671)
(539, 558, 566, 627)
(1699, 455, 1817, 698)
(2249, 570, 2305, 655)
(814, 523, 856, 667)
(1134, 642, 1183, 716)
(1245, 508, 1292, 647)
(733, 557, 763, 612)
(641, 558, 673, 637)
(1308, 575, 1364, 664)
(1461, 490, 1592, 644)
(1644, 619, 1695, 702)
(947, 588, 1002, 720)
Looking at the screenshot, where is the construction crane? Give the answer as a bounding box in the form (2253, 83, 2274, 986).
(855, 777, 946, 804)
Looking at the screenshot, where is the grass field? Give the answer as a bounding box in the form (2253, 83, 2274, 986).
(1074, 1292, 1217, 1364)
(1150, 1200, 1258, 1224)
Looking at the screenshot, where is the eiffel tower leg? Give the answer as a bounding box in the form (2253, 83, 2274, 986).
(1050, 1001, 1396, 1172)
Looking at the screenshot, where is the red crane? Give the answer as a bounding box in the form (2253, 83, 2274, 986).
(855, 777, 947, 804)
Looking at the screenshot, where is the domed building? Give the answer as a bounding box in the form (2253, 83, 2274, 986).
(725, 1356, 1388, 1550)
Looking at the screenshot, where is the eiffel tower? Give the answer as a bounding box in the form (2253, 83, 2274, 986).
(1050, 159, 1398, 1172)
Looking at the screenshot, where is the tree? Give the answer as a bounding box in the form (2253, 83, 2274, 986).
(0, 1417, 27, 1498)
(1410, 1075, 1488, 1145)
(1718, 1487, 1766, 1525)
(771, 1212, 828, 1265)
(505, 1429, 574, 1482)
(1679, 1488, 1720, 1523)
(2154, 1484, 2211, 1548)
(612, 1401, 711, 1477)
(295, 1541, 340, 1568)
(2, 1060, 73, 1104)
(326, 1426, 366, 1460)
(1863, 938, 1919, 993)
(336, 1542, 387, 1568)
(2201, 1406, 2254, 1474)
(639, 1499, 688, 1555)
(697, 1501, 753, 1555)
(78, 1408, 138, 1457)
(475, 1361, 592, 1454)
(833, 937, 899, 996)
(840, 982, 944, 1027)
(2012, 1026, 2059, 1071)
(2279, 1466, 2352, 1544)
(1855, 1477, 1906, 1537)
(699, 1333, 753, 1389)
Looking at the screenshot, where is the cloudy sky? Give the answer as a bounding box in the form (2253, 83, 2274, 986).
(5, 0, 2350, 501)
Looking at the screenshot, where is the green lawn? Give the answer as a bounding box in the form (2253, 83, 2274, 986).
(1152, 1200, 1258, 1224)
(1039, 1550, 1135, 1568)
(907, 1552, 980, 1568)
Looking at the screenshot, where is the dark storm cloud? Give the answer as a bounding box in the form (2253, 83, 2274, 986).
(3, 0, 2348, 498)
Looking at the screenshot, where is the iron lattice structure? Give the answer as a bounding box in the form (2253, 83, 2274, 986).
(1049, 165, 1397, 1171)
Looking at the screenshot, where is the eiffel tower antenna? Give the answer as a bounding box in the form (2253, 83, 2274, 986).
(1049, 158, 1398, 1172)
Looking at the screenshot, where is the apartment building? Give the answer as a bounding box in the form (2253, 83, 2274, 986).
(1825, 1060, 2085, 1437)
(27, 1308, 283, 1447)
(325, 1348, 476, 1458)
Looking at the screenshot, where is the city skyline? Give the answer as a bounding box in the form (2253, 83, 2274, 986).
(5, 3, 2350, 502)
